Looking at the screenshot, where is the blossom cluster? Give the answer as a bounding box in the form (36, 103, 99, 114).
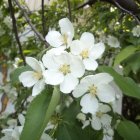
(18, 18, 118, 139)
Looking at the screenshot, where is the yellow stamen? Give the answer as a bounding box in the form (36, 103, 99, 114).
(33, 72, 42, 79)
(59, 64, 70, 75)
(88, 85, 97, 95)
(96, 111, 103, 118)
(80, 49, 89, 59)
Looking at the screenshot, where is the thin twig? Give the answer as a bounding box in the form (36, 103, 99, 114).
(42, 0, 46, 37)
(67, 0, 72, 21)
(8, 0, 26, 65)
(14, 0, 49, 47)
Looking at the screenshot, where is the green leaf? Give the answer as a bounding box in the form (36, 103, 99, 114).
(123, 51, 140, 74)
(114, 46, 137, 66)
(10, 66, 32, 84)
(98, 66, 140, 99)
(117, 120, 140, 140)
(20, 86, 60, 140)
(55, 101, 103, 140)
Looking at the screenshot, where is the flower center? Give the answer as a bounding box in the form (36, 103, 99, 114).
(96, 111, 103, 118)
(59, 64, 70, 75)
(80, 49, 89, 59)
(88, 85, 97, 96)
(33, 72, 42, 80)
(62, 33, 68, 46)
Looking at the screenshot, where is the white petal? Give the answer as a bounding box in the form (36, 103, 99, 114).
(26, 57, 41, 72)
(43, 70, 64, 85)
(45, 31, 63, 48)
(99, 104, 111, 113)
(19, 71, 38, 87)
(32, 80, 45, 96)
(80, 94, 98, 114)
(101, 114, 112, 127)
(72, 82, 89, 98)
(92, 73, 113, 85)
(89, 42, 105, 60)
(70, 40, 83, 55)
(59, 18, 74, 39)
(42, 53, 59, 69)
(83, 59, 98, 71)
(54, 52, 71, 65)
(91, 116, 102, 130)
(60, 74, 78, 93)
(97, 84, 115, 103)
(80, 32, 95, 47)
(70, 55, 85, 77)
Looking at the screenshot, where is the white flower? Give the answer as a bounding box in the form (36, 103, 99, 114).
(72, 73, 115, 114)
(43, 52, 85, 93)
(107, 35, 120, 48)
(46, 18, 74, 49)
(76, 113, 90, 129)
(91, 103, 112, 130)
(132, 25, 140, 37)
(70, 32, 105, 71)
(19, 57, 45, 96)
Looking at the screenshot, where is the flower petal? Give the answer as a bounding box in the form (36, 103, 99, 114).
(59, 18, 74, 39)
(32, 79, 45, 96)
(72, 82, 89, 98)
(97, 84, 115, 103)
(45, 31, 63, 48)
(70, 55, 85, 77)
(60, 74, 78, 93)
(101, 114, 112, 127)
(80, 32, 95, 47)
(26, 57, 42, 72)
(91, 73, 113, 85)
(91, 116, 102, 130)
(89, 42, 105, 60)
(19, 71, 38, 87)
(70, 40, 83, 55)
(42, 53, 59, 70)
(83, 59, 98, 71)
(99, 103, 111, 113)
(80, 94, 98, 114)
(43, 70, 64, 85)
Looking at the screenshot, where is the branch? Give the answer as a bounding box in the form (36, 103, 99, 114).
(67, 0, 72, 21)
(42, 0, 46, 37)
(13, 0, 49, 47)
(8, 0, 26, 65)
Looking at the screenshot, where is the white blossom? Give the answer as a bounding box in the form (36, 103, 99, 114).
(91, 104, 112, 130)
(70, 32, 105, 70)
(107, 35, 120, 48)
(72, 73, 115, 114)
(19, 57, 45, 96)
(46, 18, 74, 49)
(132, 25, 140, 37)
(43, 52, 85, 93)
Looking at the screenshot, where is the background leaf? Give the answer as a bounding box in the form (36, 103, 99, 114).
(114, 46, 137, 66)
(117, 120, 140, 140)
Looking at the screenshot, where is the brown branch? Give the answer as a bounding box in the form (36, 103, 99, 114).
(67, 0, 72, 21)
(42, 0, 46, 37)
(14, 0, 49, 47)
(8, 0, 26, 65)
